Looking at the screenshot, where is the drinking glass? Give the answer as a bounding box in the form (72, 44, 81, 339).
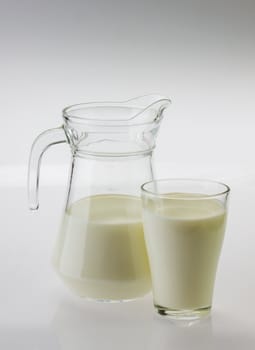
(141, 179, 230, 320)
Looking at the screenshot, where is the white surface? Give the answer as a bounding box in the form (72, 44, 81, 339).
(0, 176, 255, 349)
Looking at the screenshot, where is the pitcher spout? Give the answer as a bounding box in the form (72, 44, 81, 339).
(125, 94, 171, 125)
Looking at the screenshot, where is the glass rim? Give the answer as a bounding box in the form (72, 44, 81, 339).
(141, 178, 230, 200)
(62, 94, 171, 127)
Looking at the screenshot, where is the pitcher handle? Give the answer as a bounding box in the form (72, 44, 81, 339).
(28, 126, 67, 210)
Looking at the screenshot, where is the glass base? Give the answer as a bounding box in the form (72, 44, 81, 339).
(155, 305, 211, 321)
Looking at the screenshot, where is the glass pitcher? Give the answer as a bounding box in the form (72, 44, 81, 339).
(28, 95, 171, 301)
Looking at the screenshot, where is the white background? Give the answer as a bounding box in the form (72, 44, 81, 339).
(0, 0, 255, 349)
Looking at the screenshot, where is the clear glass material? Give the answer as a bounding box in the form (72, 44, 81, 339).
(28, 95, 171, 301)
(141, 179, 230, 319)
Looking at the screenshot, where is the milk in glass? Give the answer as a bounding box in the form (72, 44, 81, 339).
(143, 194, 226, 310)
